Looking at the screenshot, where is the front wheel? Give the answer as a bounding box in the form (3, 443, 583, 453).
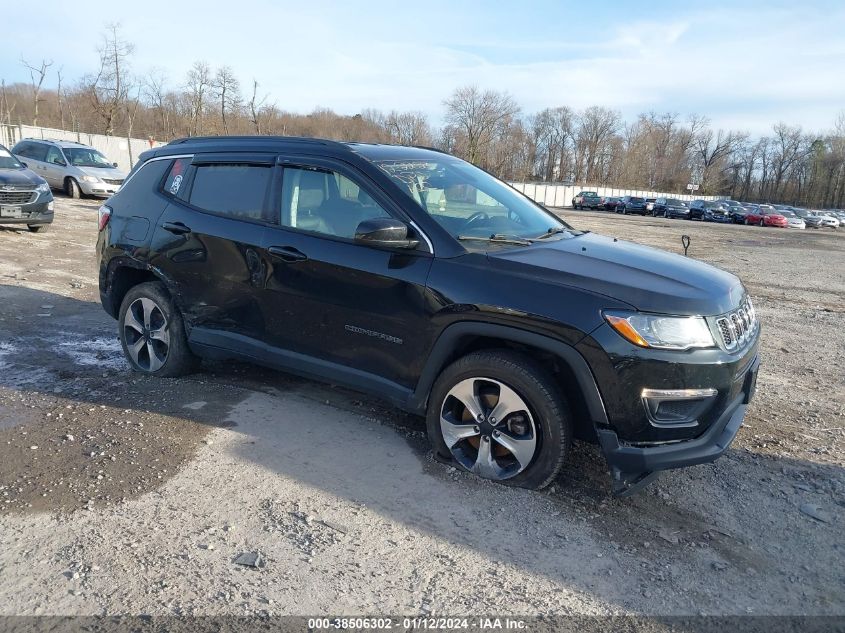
(27, 224, 48, 233)
(65, 177, 81, 199)
(118, 281, 198, 377)
(759, 219, 764, 227)
(427, 350, 571, 490)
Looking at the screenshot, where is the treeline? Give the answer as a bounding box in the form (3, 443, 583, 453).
(2, 25, 844, 208)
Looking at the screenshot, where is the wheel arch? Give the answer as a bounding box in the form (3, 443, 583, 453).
(102, 260, 170, 318)
(409, 322, 608, 442)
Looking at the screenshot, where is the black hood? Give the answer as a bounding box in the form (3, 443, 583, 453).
(486, 232, 744, 316)
(0, 167, 46, 187)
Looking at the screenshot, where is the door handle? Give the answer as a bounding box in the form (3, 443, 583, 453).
(162, 221, 192, 235)
(267, 245, 308, 263)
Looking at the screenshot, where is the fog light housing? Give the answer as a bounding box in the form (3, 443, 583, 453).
(641, 388, 717, 428)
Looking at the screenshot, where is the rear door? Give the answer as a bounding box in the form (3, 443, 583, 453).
(259, 155, 434, 390)
(43, 146, 67, 188)
(148, 153, 276, 343)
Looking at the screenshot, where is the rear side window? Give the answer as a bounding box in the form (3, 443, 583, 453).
(188, 164, 272, 222)
(163, 157, 191, 197)
(15, 142, 48, 161)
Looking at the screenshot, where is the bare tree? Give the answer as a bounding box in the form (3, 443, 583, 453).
(20, 57, 53, 126)
(87, 24, 134, 135)
(385, 111, 432, 146)
(444, 86, 520, 166)
(213, 66, 240, 134)
(56, 66, 65, 130)
(248, 79, 269, 134)
(0, 80, 14, 125)
(185, 61, 211, 136)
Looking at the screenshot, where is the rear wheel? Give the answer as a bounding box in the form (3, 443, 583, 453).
(427, 350, 571, 490)
(118, 281, 198, 377)
(27, 224, 47, 233)
(759, 219, 764, 226)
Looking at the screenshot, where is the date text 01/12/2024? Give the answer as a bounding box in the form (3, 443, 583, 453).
(307, 617, 527, 630)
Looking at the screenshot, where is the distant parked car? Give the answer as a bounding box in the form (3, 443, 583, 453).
(794, 208, 824, 228)
(572, 191, 602, 210)
(12, 138, 127, 199)
(0, 142, 54, 232)
(616, 196, 648, 215)
(702, 202, 731, 223)
(600, 196, 621, 211)
(745, 206, 787, 227)
(717, 199, 747, 223)
(644, 197, 657, 212)
(688, 200, 724, 221)
(652, 197, 689, 219)
(815, 212, 840, 228)
(779, 210, 805, 229)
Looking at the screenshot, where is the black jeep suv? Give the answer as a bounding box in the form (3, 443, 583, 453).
(96, 137, 760, 495)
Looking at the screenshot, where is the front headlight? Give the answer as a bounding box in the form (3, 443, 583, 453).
(604, 311, 716, 350)
(36, 183, 50, 194)
(81, 175, 100, 183)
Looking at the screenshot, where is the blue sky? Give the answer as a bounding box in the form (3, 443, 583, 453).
(2, 0, 844, 134)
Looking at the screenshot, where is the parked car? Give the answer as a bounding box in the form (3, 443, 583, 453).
(572, 191, 602, 210)
(718, 199, 747, 223)
(600, 196, 621, 211)
(644, 197, 657, 213)
(95, 136, 760, 496)
(745, 206, 787, 227)
(616, 196, 648, 215)
(794, 208, 823, 228)
(652, 197, 689, 219)
(702, 202, 731, 223)
(779, 210, 805, 229)
(0, 143, 54, 232)
(12, 138, 127, 199)
(815, 212, 840, 228)
(688, 200, 725, 221)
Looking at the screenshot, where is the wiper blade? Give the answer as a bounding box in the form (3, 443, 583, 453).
(534, 227, 568, 239)
(456, 233, 534, 246)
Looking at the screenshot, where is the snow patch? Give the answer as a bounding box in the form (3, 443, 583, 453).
(55, 336, 127, 370)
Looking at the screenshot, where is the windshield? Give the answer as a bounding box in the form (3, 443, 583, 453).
(722, 200, 740, 207)
(667, 199, 686, 206)
(0, 147, 23, 170)
(64, 147, 113, 168)
(780, 210, 796, 217)
(373, 158, 570, 240)
(628, 197, 645, 203)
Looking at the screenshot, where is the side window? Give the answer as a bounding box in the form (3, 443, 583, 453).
(12, 142, 31, 158)
(162, 157, 191, 197)
(45, 146, 65, 165)
(27, 143, 49, 162)
(280, 166, 390, 239)
(188, 164, 272, 222)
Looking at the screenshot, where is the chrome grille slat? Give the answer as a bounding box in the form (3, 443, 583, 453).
(714, 297, 757, 352)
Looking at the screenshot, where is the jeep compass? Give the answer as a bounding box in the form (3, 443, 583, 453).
(96, 136, 760, 495)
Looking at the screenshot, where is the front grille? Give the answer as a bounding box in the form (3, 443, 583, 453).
(103, 178, 123, 186)
(0, 189, 36, 204)
(715, 297, 758, 352)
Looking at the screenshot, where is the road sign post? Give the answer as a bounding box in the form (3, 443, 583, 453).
(686, 183, 700, 192)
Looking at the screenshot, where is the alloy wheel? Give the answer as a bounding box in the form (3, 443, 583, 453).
(123, 297, 170, 372)
(439, 377, 538, 480)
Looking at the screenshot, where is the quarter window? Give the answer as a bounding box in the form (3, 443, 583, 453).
(188, 164, 272, 221)
(163, 158, 191, 197)
(280, 167, 390, 239)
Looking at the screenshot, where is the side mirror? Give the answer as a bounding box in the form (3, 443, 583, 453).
(20, 161, 27, 168)
(112, 162, 118, 168)
(354, 218, 419, 249)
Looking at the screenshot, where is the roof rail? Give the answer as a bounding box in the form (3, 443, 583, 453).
(167, 135, 347, 148)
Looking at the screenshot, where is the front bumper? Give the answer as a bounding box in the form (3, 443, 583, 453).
(599, 354, 760, 496)
(80, 180, 122, 197)
(0, 200, 54, 225)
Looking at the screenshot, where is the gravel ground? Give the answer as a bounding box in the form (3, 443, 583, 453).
(0, 199, 842, 617)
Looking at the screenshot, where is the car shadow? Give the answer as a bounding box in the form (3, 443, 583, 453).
(0, 284, 842, 614)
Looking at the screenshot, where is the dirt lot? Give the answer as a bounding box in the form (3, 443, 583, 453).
(0, 198, 842, 617)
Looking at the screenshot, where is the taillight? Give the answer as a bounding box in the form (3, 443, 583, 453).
(98, 205, 112, 232)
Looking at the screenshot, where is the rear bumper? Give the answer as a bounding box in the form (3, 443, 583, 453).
(599, 354, 760, 495)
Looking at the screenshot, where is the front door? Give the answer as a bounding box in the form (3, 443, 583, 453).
(260, 157, 434, 390)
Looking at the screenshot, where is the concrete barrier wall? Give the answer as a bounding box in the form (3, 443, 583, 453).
(509, 182, 720, 207)
(1, 124, 163, 172)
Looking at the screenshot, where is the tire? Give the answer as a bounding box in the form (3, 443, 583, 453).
(744, 219, 749, 225)
(65, 177, 81, 199)
(426, 350, 571, 490)
(27, 224, 48, 233)
(759, 219, 764, 227)
(118, 281, 198, 377)
(622, 207, 627, 214)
